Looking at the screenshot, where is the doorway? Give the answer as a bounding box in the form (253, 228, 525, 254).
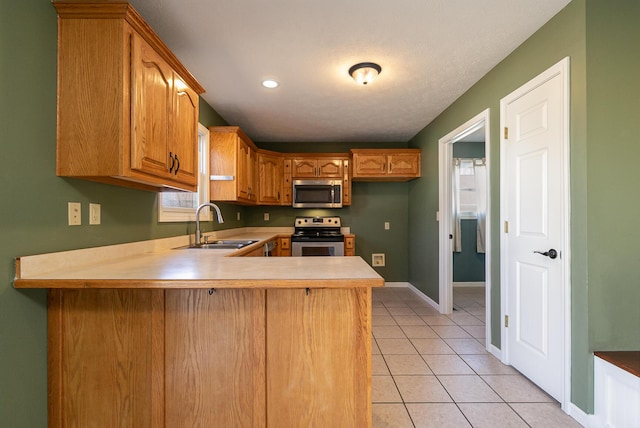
(438, 109, 493, 353)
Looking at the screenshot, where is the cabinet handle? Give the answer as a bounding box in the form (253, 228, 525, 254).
(277, 191, 280, 200)
(381, 163, 385, 172)
(169, 152, 175, 173)
(174, 155, 180, 175)
(389, 162, 392, 173)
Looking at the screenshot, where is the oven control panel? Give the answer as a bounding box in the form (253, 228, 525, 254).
(294, 216, 341, 228)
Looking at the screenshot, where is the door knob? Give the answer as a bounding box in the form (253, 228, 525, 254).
(533, 249, 558, 259)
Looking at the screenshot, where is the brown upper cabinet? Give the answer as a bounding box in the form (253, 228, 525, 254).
(257, 151, 284, 205)
(350, 149, 421, 181)
(210, 127, 258, 205)
(54, 3, 204, 192)
(291, 158, 343, 178)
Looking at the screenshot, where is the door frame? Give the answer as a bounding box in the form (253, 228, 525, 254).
(499, 57, 571, 410)
(437, 109, 493, 352)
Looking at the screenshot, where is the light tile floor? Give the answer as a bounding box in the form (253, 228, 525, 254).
(372, 286, 582, 428)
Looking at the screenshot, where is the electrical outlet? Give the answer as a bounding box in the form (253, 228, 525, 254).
(68, 202, 81, 226)
(384, 222, 390, 230)
(372, 253, 385, 267)
(264, 213, 270, 221)
(89, 203, 101, 225)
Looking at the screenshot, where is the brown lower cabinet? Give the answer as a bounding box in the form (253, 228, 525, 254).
(48, 287, 371, 427)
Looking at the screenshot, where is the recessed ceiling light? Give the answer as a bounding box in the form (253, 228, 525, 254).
(262, 79, 279, 89)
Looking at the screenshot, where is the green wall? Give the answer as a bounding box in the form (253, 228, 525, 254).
(453, 220, 485, 282)
(585, 0, 640, 369)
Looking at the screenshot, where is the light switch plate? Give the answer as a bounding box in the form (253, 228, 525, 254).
(89, 203, 101, 225)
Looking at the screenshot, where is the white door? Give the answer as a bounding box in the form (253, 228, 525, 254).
(500, 58, 569, 403)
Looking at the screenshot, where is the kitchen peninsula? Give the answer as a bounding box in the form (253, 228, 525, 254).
(14, 232, 384, 427)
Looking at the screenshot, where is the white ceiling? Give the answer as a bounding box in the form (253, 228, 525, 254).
(129, 0, 571, 144)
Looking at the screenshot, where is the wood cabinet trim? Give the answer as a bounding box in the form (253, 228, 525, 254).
(53, 2, 204, 94)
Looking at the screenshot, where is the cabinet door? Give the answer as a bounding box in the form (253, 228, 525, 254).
(258, 153, 282, 205)
(278, 237, 291, 256)
(292, 158, 317, 177)
(248, 146, 258, 201)
(165, 289, 266, 428)
(344, 235, 355, 256)
(282, 159, 292, 205)
(317, 159, 343, 177)
(352, 153, 387, 176)
(266, 288, 371, 427)
(170, 76, 199, 186)
(342, 159, 351, 205)
(237, 138, 251, 200)
(48, 289, 164, 428)
(387, 153, 420, 177)
(131, 33, 173, 179)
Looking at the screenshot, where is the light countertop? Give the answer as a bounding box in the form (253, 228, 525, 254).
(14, 229, 384, 289)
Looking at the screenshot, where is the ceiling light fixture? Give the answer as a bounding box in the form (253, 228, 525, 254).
(349, 62, 382, 85)
(262, 79, 279, 89)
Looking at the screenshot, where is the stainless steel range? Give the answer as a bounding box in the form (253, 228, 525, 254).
(291, 216, 344, 256)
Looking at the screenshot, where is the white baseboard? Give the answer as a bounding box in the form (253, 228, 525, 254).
(488, 344, 502, 360)
(383, 281, 410, 288)
(405, 283, 441, 311)
(567, 402, 591, 427)
(453, 281, 486, 288)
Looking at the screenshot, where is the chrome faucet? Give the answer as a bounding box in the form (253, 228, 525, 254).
(195, 203, 224, 245)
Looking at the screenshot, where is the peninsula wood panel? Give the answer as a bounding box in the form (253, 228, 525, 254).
(266, 287, 372, 427)
(48, 289, 164, 428)
(165, 289, 266, 428)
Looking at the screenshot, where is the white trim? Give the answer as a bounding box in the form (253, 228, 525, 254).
(405, 282, 441, 311)
(594, 356, 640, 428)
(488, 344, 502, 360)
(438, 109, 492, 352)
(453, 281, 486, 288)
(567, 402, 592, 427)
(383, 281, 412, 288)
(158, 124, 211, 222)
(500, 57, 571, 412)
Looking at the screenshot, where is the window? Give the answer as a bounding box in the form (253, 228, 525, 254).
(158, 124, 211, 222)
(458, 158, 477, 219)
(455, 158, 483, 219)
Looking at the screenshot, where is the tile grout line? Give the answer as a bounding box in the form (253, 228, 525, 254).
(373, 288, 543, 426)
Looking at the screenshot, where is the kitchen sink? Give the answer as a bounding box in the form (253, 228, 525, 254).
(178, 239, 259, 250)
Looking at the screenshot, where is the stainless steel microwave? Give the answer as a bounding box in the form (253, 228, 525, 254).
(292, 179, 342, 208)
